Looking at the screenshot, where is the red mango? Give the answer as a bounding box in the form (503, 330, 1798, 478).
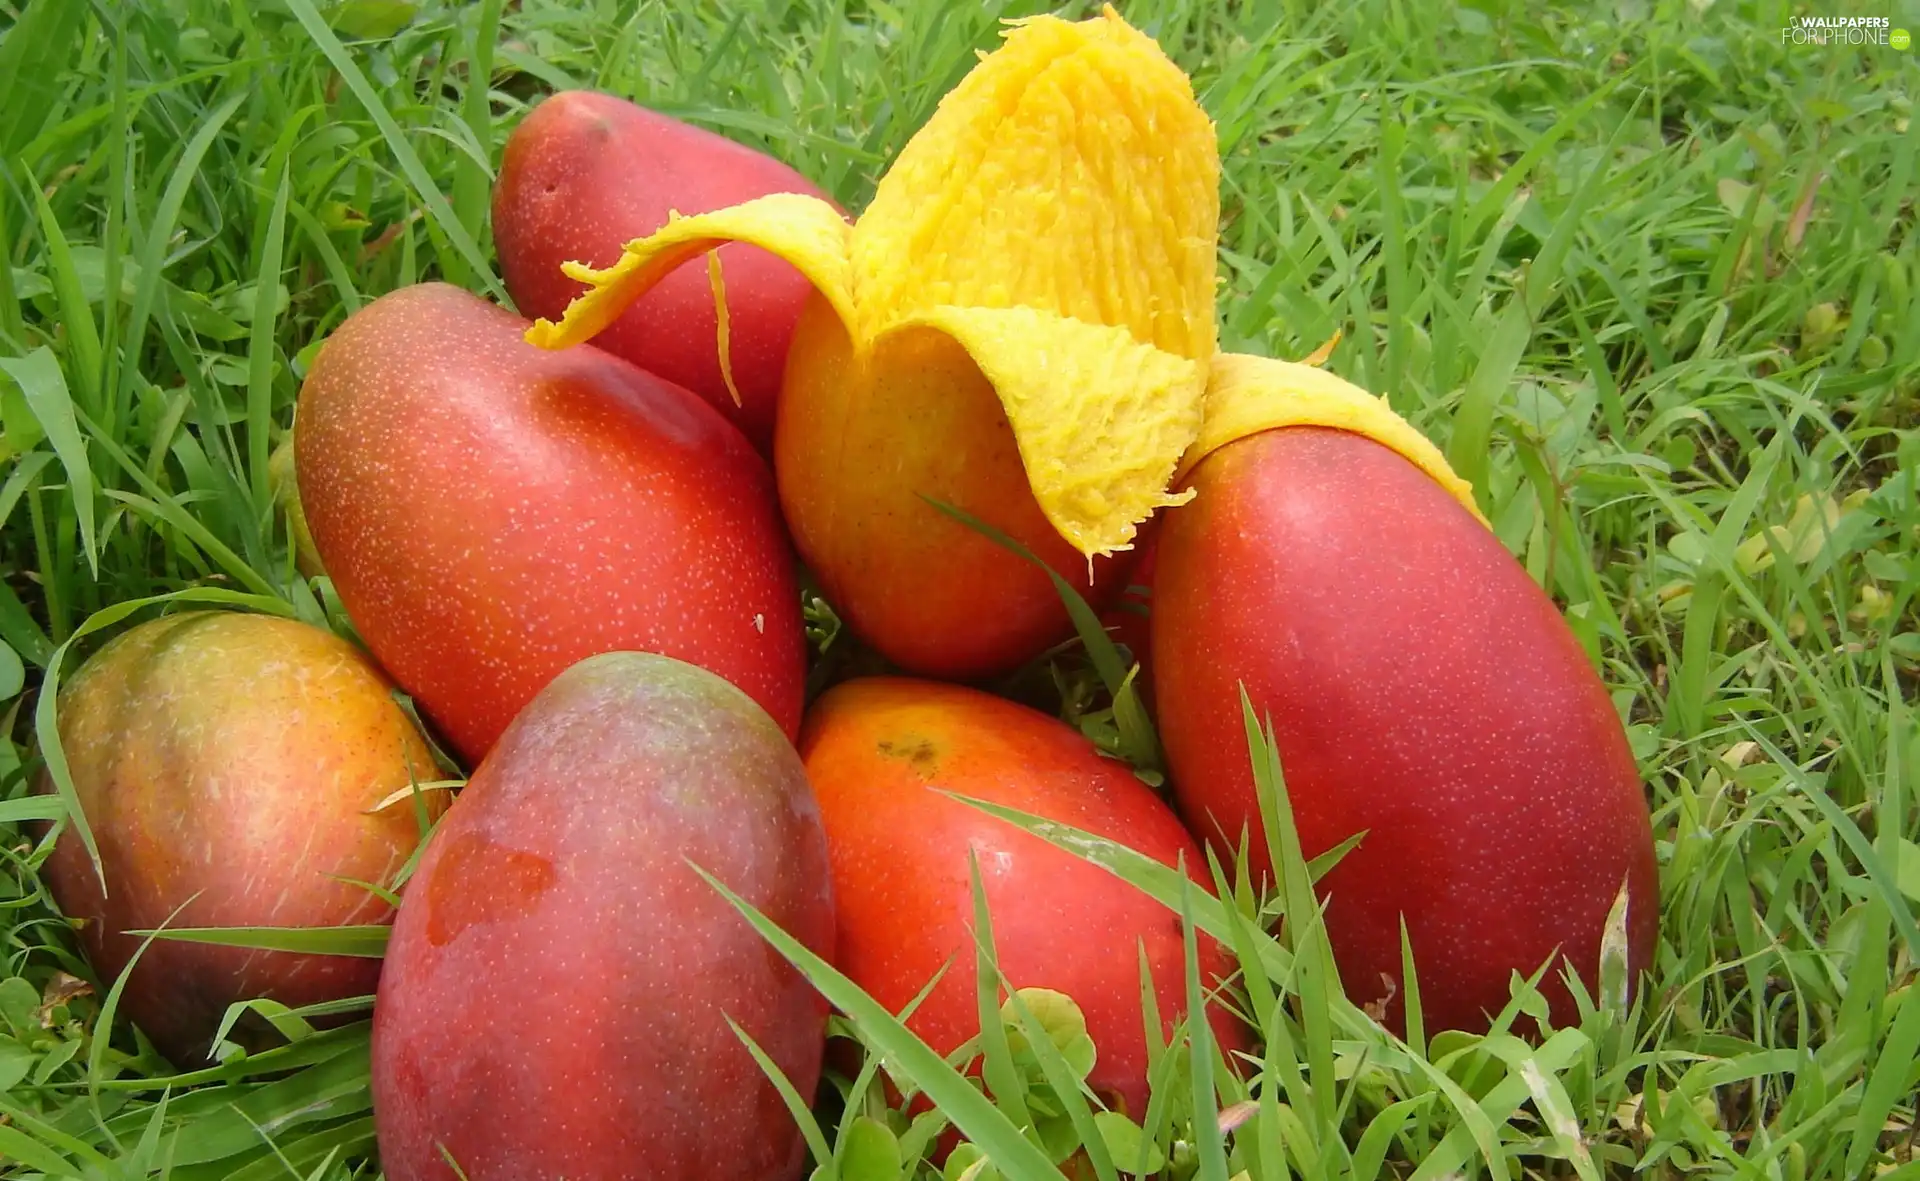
(1153, 426, 1659, 1035)
(799, 676, 1246, 1122)
(494, 90, 833, 454)
(371, 652, 833, 1181)
(293, 282, 804, 765)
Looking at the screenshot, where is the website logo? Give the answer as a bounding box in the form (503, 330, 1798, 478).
(1779, 15, 1902, 46)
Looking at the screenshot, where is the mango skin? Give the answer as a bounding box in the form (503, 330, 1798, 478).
(494, 90, 832, 454)
(36, 611, 443, 1066)
(776, 297, 1135, 679)
(1152, 427, 1660, 1035)
(798, 677, 1245, 1122)
(293, 282, 805, 765)
(370, 652, 834, 1181)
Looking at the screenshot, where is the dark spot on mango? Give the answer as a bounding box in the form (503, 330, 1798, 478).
(877, 735, 940, 777)
(425, 832, 556, 946)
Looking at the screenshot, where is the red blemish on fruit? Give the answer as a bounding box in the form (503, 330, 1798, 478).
(426, 833, 556, 946)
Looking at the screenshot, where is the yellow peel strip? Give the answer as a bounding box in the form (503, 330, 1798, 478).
(525, 193, 855, 351)
(705, 251, 741, 406)
(1178, 353, 1489, 527)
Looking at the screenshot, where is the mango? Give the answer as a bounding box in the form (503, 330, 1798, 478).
(370, 652, 833, 1181)
(1153, 427, 1660, 1034)
(798, 677, 1245, 1122)
(292, 282, 805, 765)
(776, 301, 1139, 678)
(36, 611, 443, 1065)
(494, 90, 832, 454)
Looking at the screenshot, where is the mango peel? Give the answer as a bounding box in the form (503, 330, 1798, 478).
(1181, 354, 1488, 525)
(527, 5, 1482, 557)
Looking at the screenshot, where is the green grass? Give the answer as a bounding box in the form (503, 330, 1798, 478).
(0, 0, 1916, 1177)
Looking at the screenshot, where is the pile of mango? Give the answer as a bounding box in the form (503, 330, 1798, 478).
(33, 11, 1658, 1180)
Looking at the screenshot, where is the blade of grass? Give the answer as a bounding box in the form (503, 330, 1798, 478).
(969, 851, 1033, 1138)
(247, 162, 291, 513)
(0, 348, 95, 575)
(124, 925, 393, 957)
(26, 168, 104, 422)
(0, 0, 89, 162)
(1179, 870, 1229, 1181)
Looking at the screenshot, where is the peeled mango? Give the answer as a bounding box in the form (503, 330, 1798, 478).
(522, 11, 1221, 679)
(1152, 364, 1659, 1034)
(371, 652, 834, 1181)
(293, 282, 805, 765)
(36, 611, 443, 1065)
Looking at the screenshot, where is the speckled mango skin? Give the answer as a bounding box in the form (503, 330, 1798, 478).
(35, 611, 444, 1066)
(798, 676, 1245, 1122)
(493, 91, 831, 455)
(370, 652, 834, 1181)
(1152, 427, 1660, 1035)
(775, 296, 1136, 679)
(293, 282, 805, 765)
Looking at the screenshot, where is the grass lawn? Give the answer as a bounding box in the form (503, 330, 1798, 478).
(0, 0, 1916, 1177)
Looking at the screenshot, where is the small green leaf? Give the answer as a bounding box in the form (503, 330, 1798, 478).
(329, 0, 418, 40)
(1715, 178, 1779, 229)
(840, 1115, 904, 1181)
(1863, 549, 1909, 584)
(1093, 1112, 1166, 1176)
(1001, 988, 1096, 1083)
(0, 1038, 33, 1092)
(0, 977, 41, 1036)
(1894, 839, 1920, 903)
(0, 638, 22, 700)
(944, 1144, 1003, 1181)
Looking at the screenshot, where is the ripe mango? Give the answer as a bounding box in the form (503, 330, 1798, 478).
(292, 282, 805, 764)
(494, 91, 832, 454)
(1153, 427, 1660, 1034)
(36, 611, 443, 1065)
(774, 300, 1139, 679)
(371, 652, 833, 1181)
(798, 677, 1245, 1122)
